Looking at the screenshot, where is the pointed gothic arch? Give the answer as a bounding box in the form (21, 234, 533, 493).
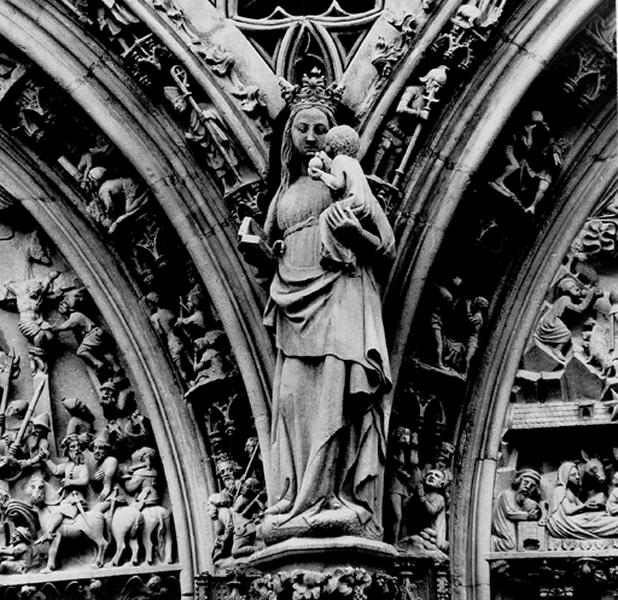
(0, 0, 614, 598)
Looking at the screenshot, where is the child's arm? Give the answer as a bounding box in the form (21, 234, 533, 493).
(317, 154, 348, 191)
(319, 169, 346, 191)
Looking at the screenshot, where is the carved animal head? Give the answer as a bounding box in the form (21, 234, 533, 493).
(580, 451, 607, 485)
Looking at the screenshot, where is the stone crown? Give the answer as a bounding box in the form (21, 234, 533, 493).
(279, 68, 344, 113)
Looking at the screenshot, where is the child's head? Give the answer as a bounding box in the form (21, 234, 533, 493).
(324, 125, 360, 159)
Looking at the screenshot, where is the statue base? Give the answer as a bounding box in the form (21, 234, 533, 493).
(198, 538, 451, 600)
(259, 504, 381, 545)
(247, 536, 397, 573)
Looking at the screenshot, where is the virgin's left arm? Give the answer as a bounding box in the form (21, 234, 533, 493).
(324, 203, 395, 260)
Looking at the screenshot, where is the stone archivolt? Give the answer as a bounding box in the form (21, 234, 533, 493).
(0, 1, 614, 599)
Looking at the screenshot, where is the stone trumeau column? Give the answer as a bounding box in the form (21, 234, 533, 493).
(0, 1, 614, 599)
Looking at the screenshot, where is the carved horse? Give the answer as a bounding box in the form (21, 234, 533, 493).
(108, 503, 172, 566)
(141, 504, 173, 564)
(28, 476, 108, 572)
(580, 451, 608, 509)
(107, 504, 142, 566)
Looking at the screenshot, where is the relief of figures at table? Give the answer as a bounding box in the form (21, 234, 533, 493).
(0, 213, 173, 574)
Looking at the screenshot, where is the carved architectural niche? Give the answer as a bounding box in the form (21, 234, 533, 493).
(553, 11, 617, 112)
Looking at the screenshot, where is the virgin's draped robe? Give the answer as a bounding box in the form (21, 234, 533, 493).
(264, 175, 394, 530)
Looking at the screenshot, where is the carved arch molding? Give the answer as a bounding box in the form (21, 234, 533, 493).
(0, 0, 614, 599)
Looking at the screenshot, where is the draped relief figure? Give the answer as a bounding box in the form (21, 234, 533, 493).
(491, 469, 541, 552)
(240, 70, 395, 542)
(546, 461, 618, 539)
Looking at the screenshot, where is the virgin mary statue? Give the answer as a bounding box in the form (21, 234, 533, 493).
(257, 71, 395, 542)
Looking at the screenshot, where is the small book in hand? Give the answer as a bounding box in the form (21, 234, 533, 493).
(238, 217, 274, 268)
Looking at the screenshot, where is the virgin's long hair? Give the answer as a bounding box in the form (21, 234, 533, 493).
(263, 105, 336, 242)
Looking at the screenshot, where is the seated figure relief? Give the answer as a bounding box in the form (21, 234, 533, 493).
(491, 454, 618, 554)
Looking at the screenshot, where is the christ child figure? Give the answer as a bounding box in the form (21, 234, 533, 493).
(308, 125, 375, 272)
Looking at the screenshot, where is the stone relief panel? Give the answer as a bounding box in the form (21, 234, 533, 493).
(381, 5, 615, 590)
(0, 207, 175, 578)
(0, 573, 179, 600)
(0, 2, 613, 599)
(489, 191, 618, 597)
(0, 43, 267, 577)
